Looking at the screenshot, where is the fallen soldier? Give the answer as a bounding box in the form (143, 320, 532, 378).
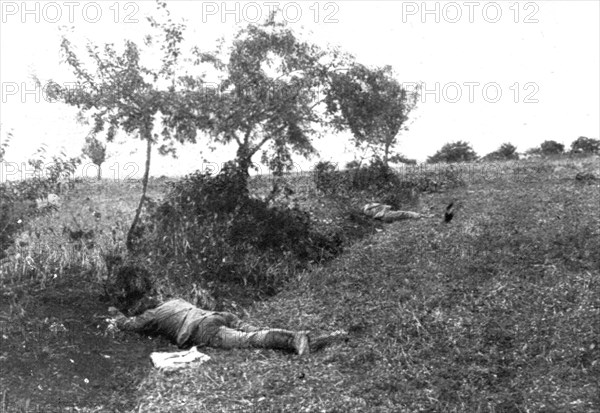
(109, 299, 313, 355)
(363, 202, 433, 222)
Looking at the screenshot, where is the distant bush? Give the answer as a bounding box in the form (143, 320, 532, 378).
(315, 158, 465, 205)
(2, 146, 81, 202)
(540, 140, 565, 156)
(0, 143, 81, 258)
(523, 146, 542, 157)
(483, 143, 520, 161)
(345, 159, 362, 170)
(314, 161, 340, 194)
(130, 162, 343, 294)
(388, 154, 418, 165)
(427, 141, 478, 164)
(315, 159, 406, 204)
(570, 136, 600, 155)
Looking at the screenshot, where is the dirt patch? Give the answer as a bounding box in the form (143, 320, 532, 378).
(0, 280, 170, 411)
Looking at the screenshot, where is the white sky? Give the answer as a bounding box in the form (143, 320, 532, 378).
(1, 1, 599, 179)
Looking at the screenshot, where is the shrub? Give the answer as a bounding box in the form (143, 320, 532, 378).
(345, 159, 362, 169)
(0, 188, 23, 260)
(388, 154, 417, 165)
(483, 143, 520, 161)
(315, 159, 398, 195)
(314, 161, 340, 193)
(351, 158, 399, 191)
(540, 140, 565, 156)
(314, 158, 465, 206)
(130, 163, 343, 295)
(427, 141, 478, 164)
(570, 136, 600, 154)
(0, 144, 81, 259)
(524, 146, 542, 157)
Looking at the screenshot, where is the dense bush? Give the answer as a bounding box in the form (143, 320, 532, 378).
(0, 145, 81, 259)
(314, 161, 340, 193)
(427, 141, 478, 164)
(570, 136, 600, 154)
(0, 179, 56, 259)
(315, 159, 401, 195)
(130, 163, 343, 295)
(540, 140, 565, 156)
(483, 143, 520, 161)
(314, 159, 465, 207)
(0, 188, 23, 260)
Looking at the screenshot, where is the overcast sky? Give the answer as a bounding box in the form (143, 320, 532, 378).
(1, 1, 598, 179)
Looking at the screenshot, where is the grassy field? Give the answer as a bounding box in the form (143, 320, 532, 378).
(1, 156, 599, 412)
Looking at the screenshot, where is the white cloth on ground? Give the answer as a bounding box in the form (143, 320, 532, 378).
(150, 346, 210, 371)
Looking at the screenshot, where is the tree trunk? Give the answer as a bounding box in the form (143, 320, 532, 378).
(96, 163, 102, 180)
(126, 134, 152, 252)
(383, 141, 390, 167)
(235, 146, 252, 177)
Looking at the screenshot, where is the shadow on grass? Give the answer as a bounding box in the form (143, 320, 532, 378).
(0, 279, 171, 412)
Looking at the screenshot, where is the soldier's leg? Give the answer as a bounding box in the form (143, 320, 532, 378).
(216, 311, 261, 332)
(382, 210, 427, 222)
(208, 327, 309, 355)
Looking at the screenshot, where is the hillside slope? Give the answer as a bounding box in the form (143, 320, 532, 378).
(133, 164, 599, 412)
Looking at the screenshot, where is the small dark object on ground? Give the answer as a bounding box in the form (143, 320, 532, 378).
(64, 226, 94, 242)
(444, 202, 455, 223)
(575, 172, 597, 182)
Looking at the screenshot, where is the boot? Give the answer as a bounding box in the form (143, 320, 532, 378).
(293, 331, 310, 356)
(309, 330, 349, 352)
(257, 329, 310, 355)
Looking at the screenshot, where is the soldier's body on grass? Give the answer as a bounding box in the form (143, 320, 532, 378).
(109, 299, 310, 355)
(362, 202, 433, 222)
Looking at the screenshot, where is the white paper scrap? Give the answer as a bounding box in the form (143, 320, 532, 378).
(150, 347, 211, 370)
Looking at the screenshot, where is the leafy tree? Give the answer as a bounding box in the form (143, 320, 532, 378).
(82, 135, 107, 180)
(427, 141, 478, 164)
(26, 144, 81, 184)
(570, 136, 600, 154)
(540, 140, 565, 156)
(483, 142, 519, 161)
(325, 64, 420, 166)
(47, 6, 346, 250)
(162, 13, 332, 180)
(45, 1, 196, 251)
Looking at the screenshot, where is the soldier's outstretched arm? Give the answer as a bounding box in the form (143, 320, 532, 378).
(108, 306, 156, 332)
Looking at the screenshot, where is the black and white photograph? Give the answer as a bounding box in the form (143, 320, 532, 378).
(0, 1, 598, 411)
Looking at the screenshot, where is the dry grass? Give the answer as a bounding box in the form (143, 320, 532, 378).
(135, 156, 600, 412)
(1, 156, 599, 412)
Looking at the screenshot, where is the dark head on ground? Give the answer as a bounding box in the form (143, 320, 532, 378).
(104, 263, 155, 314)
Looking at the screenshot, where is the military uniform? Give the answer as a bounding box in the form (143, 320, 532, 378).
(109, 299, 309, 355)
(363, 203, 430, 222)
